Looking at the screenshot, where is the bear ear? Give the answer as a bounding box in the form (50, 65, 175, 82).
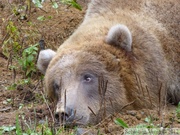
(37, 49, 56, 74)
(105, 24, 132, 52)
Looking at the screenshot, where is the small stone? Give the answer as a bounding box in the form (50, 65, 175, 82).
(127, 110, 137, 116)
(39, 120, 46, 124)
(136, 114, 141, 120)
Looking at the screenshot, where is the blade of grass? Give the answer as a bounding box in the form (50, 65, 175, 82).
(114, 118, 128, 128)
(16, 115, 22, 135)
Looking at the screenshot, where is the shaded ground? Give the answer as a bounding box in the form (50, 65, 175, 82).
(0, 0, 180, 134)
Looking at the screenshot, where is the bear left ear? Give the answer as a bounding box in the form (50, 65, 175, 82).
(37, 49, 56, 74)
(105, 24, 132, 52)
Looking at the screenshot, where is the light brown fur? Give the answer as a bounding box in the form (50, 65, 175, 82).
(38, 0, 180, 125)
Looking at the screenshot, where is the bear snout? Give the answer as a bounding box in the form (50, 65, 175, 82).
(55, 107, 75, 124)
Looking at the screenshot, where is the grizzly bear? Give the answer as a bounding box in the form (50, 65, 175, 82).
(37, 0, 180, 125)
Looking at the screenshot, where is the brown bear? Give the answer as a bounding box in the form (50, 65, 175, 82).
(37, 0, 180, 125)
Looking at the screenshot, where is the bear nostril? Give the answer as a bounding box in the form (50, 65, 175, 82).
(55, 111, 69, 122)
(61, 112, 69, 122)
(55, 112, 60, 122)
(55, 107, 75, 124)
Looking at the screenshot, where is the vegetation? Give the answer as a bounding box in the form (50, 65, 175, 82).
(0, 0, 180, 134)
(0, 0, 82, 134)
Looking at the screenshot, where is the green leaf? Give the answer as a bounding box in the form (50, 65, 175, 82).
(52, 2, 58, 8)
(16, 115, 22, 134)
(144, 117, 152, 124)
(23, 60, 27, 70)
(37, 15, 45, 21)
(7, 98, 12, 102)
(60, 0, 82, 10)
(136, 123, 148, 128)
(70, 0, 82, 10)
(32, 51, 37, 55)
(26, 68, 32, 76)
(32, 0, 43, 8)
(27, 55, 34, 63)
(0, 126, 16, 133)
(176, 102, 180, 119)
(114, 118, 128, 128)
(47, 16, 52, 19)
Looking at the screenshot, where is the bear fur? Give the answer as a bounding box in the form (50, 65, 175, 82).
(37, 0, 180, 125)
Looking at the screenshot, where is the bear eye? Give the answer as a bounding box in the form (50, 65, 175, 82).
(83, 74, 93, 83)
(53, 83, 59, 92)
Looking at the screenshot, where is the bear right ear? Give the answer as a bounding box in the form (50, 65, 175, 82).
(105, 24, 132, 52)
(37, 49, 56, 74)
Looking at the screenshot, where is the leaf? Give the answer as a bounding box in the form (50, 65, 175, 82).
(32, 0, 43, 8)
(26, 68, 34, 76)
(27, 55, 34, 63)
(114, 118, 128, 128)
(70, 0, 82, 10)
(7, 98, 12, 102)
(47, 16, 52, 19)
(52, 2, 58, 9)
(23, 60, 27, 70)
(37, 15, 45, 21)
(144, 117, 152, 123)
(60, 0, 82, 10)
(16, 115, 22, 134)
(0, 126, 16, 133)
(176, 102, 180, 119)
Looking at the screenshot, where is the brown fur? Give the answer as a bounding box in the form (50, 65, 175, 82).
(38, 0, 180, 125)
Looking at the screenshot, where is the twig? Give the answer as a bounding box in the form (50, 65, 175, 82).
(109, 97, 115, 113)
(41, 91, 55, 123)
(6, 52, 12, 69)
(88, 106, 96, 116)
(12, 67, 16, 83)
(158, 82, 163, 116)
(0, 107, 11, 112)
(134, 72, 141, 94)
(146, 85, 153, 108)
(137, 74, 144, 97)
(31, 80, 41, 92)
(38, 7, 48, 13)
(120, 100, 136, 110)
(1, 33, 9, 45)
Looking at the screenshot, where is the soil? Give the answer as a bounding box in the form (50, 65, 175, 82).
(0, 0, 180, 135)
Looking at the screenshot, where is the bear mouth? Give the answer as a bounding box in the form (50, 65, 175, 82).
(54, 114, 85, 127)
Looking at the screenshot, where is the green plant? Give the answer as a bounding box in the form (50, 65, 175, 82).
(116, 116, 160, 135)
(16, 115, 23, 135)
(176, 102, 180, 122)
(114, 118, 129, 128)
(60, 0, 82, 10)
(1, 114, 60, 135)
(32, 0, 82, 10)
(144, 116, 156, 128)
(2, 21, 21, 58)
(32, 0, 44, 8)
(7, 83, 17, 90)
(18, 44, 38, 77)
(0, 125, 16, 134)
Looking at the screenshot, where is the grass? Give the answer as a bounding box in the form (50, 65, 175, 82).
(0, 114, 76, 135)
(1, 0, 180, 134)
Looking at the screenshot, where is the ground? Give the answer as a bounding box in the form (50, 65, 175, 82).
(0, 0, 180, 135)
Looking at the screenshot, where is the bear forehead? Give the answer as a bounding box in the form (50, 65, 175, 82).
(49, 51, 106, 74)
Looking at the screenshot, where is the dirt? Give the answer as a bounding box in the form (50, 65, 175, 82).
(0, 0, 180, 135)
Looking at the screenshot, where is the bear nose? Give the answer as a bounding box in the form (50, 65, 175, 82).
(55, 107, 75, 124)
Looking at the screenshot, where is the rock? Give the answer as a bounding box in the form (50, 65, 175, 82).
(127, 110, 137, 116)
